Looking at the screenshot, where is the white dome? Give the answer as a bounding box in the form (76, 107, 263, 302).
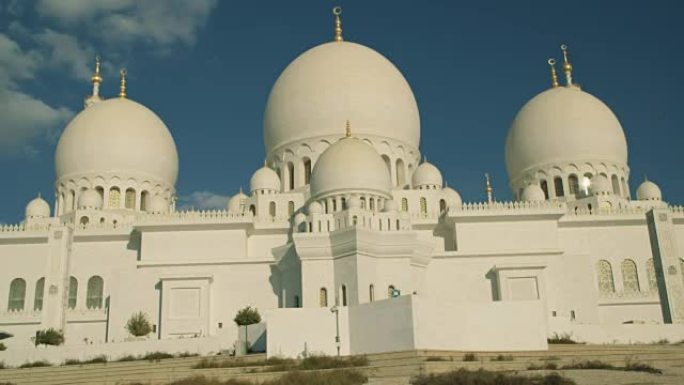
(412, 161, 443, 188)
(442, 186, 463, 207)
(520, 184, 546, 202)
(590, 175, 612, 195)
(55, 98, 179, 187)
(636, 180, 662, 201)
(264, 41, 420, 153)
(227, 190, 248, 213)
(25, 195, 50, 218)
(310, 137, 392, 200)
(146, 195, 168, 214)
(78, 189, 103, 210)
(250, 166, 281, 193)
(383, 199, 398, 213)
(294, 212, 307, 224)
(505, 86, 628, 181)
(308, 201, 324, 214)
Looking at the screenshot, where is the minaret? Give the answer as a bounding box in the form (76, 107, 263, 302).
(345, 120, 352, 138)
(333, 6, 343, 42)
(84, 56, 103, 108)
(118, 69, 127, 98)
(548, 58, 559, 88)
(560, 44, 573, 86)
(485, 173, 493, 204)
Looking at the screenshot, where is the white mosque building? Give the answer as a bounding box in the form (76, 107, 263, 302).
(1, 8, 684, 360)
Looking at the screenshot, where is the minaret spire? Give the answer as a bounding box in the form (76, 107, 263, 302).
(118, 69, 127, 98)
(333, 6, 343, 42)
(84, 56, 104, 108)
(345, 119, 352, 138)
(560, 44, 573, 86)
(548, 58, 559, 88)
(485, 173, 493, 204)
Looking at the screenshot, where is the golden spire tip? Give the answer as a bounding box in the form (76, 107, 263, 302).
(118, 68, 127, 98)
(91, 55, 102, 84)
(345, 119, 352, 138)
(333, 6, 343, 42)
(548, 58, 559, 88)
(560, 44, 573, 86)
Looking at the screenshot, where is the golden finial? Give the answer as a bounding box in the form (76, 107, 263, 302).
(548, 58, 559, 88)
(560, 44, 573, 86)
(118, 69, 127, 98)
(91, 56, 102, 84)
(485, 173, 493, 204)
(345, 119, 352, 138)
(333, 6, 343, 42)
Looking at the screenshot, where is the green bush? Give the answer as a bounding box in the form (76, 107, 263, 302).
(624, 361, 662, 374)
(0, 342, 6, 351)
(177, 351, 199, 358)
(19, 360, 52, 368)
(299, 355, 368, 370)
(547, 333, 579, 344)
(561, 360, 614, 370)
(410, 369, 575, 385)
(192, 354, 368, 371)
(34, 328, 64, 347)
(233, 306, 261, 326)
(528, 362, 558, 370)
(0, 361, 6, 369)
(165, 369, 367, 385)
(425, 356, 447, 361)
(463, 353, 477, 361)
(126, 311, 153, 337)
(142, 351, 174, 361)
(490, 354, 514, 361)
(117, 355, 138, 362)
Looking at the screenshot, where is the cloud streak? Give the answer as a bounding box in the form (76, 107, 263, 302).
(177, 191, 229, 211)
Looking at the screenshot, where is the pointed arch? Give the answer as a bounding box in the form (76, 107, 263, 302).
(86, 276, 104, 309)
(621, 259, 640, 293)
(34, 277, 45, 311)
(319, 288, 328, 307)
(68, 276, 78, 309)
(8, 278, 26, 311)
(597, 260, 615, 294)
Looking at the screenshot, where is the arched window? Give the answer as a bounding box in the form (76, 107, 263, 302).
(287, 162, 295, 190)
(439, 199, 446, 213)
(34, 277, 45, 311)
(568, 175, 579, 195)
(320, 288, 328, 307)
(68, 276, 78, 309)
(303, 158, 312, 185)
(401, 198, 408, 212)
(341, 197, 346, 210)
(125, 188, 136, 209)
(646, 259, 658, 293)
(288, 201, 294, 216)
(360, 197, 366, 209)
(109, 187, 120, 209)
(540, 180, 549, 200)
(611, 175, 620, 195)
(621, 259, 640, 293)
(396, 159, 405, 187)
(369, 284, 375, 302)
(396, 219, 400, 230)
(140, 190, 149, 211)
(369, 198, 375, 211)
(333, 199, 338, 212)
(80, 216, 89, 226)
(341, 285, 347, 306)
(249, 205, 256, 216)
(420, 197, 427, 215)
(8, 278, 26, 311)
(86, 276, 104, 309)
(554, 177, 564, 197)
(269, 201, 276, 217)
(597, 260, 615, 294)
(352, 216, 358, 226)
(388, 285, 396, 298)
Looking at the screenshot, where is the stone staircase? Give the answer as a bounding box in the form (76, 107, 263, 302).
(1, 345, 683, 385)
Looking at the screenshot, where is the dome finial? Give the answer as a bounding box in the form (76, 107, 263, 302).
(85, 56, 104, 108)
(547, 58, 559, 88)
(333, 6, 343, 42)
(345, 119, 352, 138)
(560, 44, 573, 86)
(485, 173, 493, 204)
(118, 69, 127, 98)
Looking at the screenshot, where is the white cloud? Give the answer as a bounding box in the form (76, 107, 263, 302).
(177, 191, 229, 211)
(35, 29, 94, 80)
(0, 33, 40, 85)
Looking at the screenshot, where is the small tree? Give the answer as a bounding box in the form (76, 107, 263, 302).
(126, 311, 152, 337)
(34, 328, 64, 347)
(233, 306, 261, 354)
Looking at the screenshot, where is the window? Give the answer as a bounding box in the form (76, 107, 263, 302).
(352, 216, 358, 226)
(540, 180, 549, 199)
(320, 288, 328, 307)
(360, 197, 366, 209)
(288, 201, 295, 216)
(611, 175, 621, 195)
(646, 259, 658, 293)
(369, 284, 375, 302)
(269, 201, 276, 217)
(439, 199, 446, 213)
(68, 277, 78, 309)
(34, 277, 45, 311)
(369, 198, 375, 211)
(621, 259, 640, 293)
(86, 276, 104, 309)
(140, 190, 149, 211)
(249, 205, 256, 216)
(333, 199, 337, 212)
(8, 278, 26, 311)
(125, 188, 136, 209)
(396, 159, 405, 187)
(420, 197, 427, 215)
(341, 198, 346, 210)
(109, 187, 120, 209)
(401, 198, 408, 212)
(287, 162, 294, 190)
(597, 260, 615, 294)
(341, 285, 347, 306)
(568, 174, 579, 195)
(388, 285, 396, 298)
(554, 177, 564, 197)
(303, 158, 312, 185)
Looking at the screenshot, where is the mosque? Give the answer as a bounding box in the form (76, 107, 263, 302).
(1, 8, 683, 359)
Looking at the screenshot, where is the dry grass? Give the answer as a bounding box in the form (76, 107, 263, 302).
(144, 369, 367, 385)
(192, 355, 368, 372)
(410, 368, 575, 385)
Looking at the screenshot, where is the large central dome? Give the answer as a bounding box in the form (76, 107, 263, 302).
(263, 41, 420, 153)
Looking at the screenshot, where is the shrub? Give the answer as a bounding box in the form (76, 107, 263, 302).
(165, 370, 367, 385)
(547, 333, 579, 344)
(177, 351, 199, 358)
(0, 361, 6, 369)
(426, 356, 447, 361)
(64, 359, 82, 366)
(142, 351, 174, 361)
(0, 382, 16, 385)
(233, 306, 261, 326)
(117, 355, 138, 362)
(19, 360, 52, 368)
(126, 311, 152, 337)
(528, 362, 558, 370)
(463, 353, 477, 361)
(490, 354, 514, 361)
(561, 360, 614, 370)
(410, 368, 575, 385)
(0, 343, 6, 351)
(34, 328, 64, 346)
(299, 355, 368, 370)
(84, 355, 108, 364)
(623, 360, 662, 374)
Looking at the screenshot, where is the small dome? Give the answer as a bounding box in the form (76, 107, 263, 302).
(412, 161, 443, 189)
(636, 180, 662, 201)
(250, 166, 281, 193)
(347, 196, 362, 209)
(383, 199, 398, 212)
(442, 186, 463, 207)
(590, 175, 612, 195)
(227, 190, 248, 213)
(146, 195, 168, 214)
(294, 212, 307, 224)
(310, 137, 392, 200)
(26, 195, 50, 218)
(308, 201, 324, 214)
(77, 189, 103, 210)
(520, 184, 546, 202)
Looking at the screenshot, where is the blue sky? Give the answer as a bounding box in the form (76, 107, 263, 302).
(0, 0, 682, 223)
